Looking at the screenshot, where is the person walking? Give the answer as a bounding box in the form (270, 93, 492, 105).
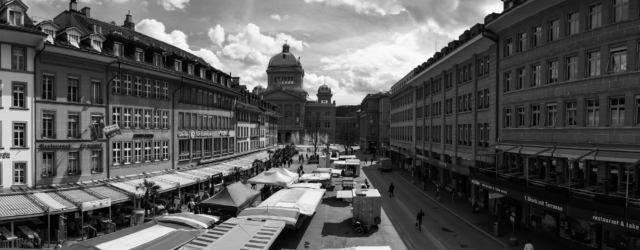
(388, 182, 395, 197)
(187, 198, 196, 212)
(416, 210, 425, 231)
(451, 187, 456, 203)
(524, 239, 534, 250)
(435, 183, 441, 200)
(471, 196, 477, 213)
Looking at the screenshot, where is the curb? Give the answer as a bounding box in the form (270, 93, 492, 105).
(393, 171, 508, 249)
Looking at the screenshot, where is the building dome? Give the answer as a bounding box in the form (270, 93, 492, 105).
(252, 85, 265, 95)
(268, 44, 301, 67)
(318, 84, 331, 93)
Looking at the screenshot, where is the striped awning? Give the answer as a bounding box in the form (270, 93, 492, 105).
(594, 151, 640, 164)
(87, 186, 129, 203)
(31, 193, 73, 211)
(109, 182, 145, 197)
(153, 174, 196, 187)
(130, 178, 177, 194)
(0, 195, 45, 218)
(58, 189, 100, 204)
(182, 218, 285, 250)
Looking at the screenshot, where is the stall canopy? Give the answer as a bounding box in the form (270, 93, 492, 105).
(299, 173, 331, 182)
(155, 213, 220, 229)
(179, 218, 285, 250)
(323, 247, 392, 250)
(267, 168, 299, 181)
(198, 182, 260, 213)
(288, 183, 323, 189)
(248, 171, 296, 187)
(258, 188, 326, 215)
(66, 219, 204, 250)
(237, 207, 300, 229)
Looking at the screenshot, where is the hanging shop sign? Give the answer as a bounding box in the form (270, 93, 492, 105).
(430, 159, 470, 175)
(81, 198, 111, 211)
(524, 195, 566, 214)
(416, 154, 429, 162)
(133, 134, 155, 140)
(489, 193, 506, 199)
(0, 152, 10, 159)
(177, 130, 214, 139)
(103, 124, 122, 139)
(38, 144, 101, 149)
(472, 179, 508, 196)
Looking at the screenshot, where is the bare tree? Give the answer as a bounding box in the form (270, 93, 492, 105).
(304, 114, 327, 154)
(336, 120, 359, 154)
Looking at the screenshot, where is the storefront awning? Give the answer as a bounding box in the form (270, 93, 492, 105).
(519, 147, 547, 155)
(154, 174, 197, 187)
(0, 195, 46, 219)
(593, 151, 640, 164)
(32, 193, 74, 211)
(58, 189, 111, 211)
(554, 149, 595, 160)
(87, 186, 129, 204)
(109, 182, 145, 197)
(496, 145, 518, 151)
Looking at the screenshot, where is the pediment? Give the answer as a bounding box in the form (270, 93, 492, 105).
(263, 89, 305, 101)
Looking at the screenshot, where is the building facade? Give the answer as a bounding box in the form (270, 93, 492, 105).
(378, 92, 391, 157)
(262, 44, 339, 144)
(488, 0, 640, 249)
(358, 92, 390, 155)
(233, 82, 281, 153)
(0, 0, 46, 190)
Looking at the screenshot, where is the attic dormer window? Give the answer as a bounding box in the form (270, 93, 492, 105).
(135, 49, 144, 62)
(200, 69, 205, 79)
(153, 53, 161, 66)
(174, 60, 182, 71)
(114, 42, 123, 57)
(93, 25, 102, 34)
(188, 64, 194, 75)
(68, 34, 80, 48)
(92, 40, 102, 52)
(9, 11, 23, 26)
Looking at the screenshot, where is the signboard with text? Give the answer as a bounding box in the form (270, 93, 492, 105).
(177, 130, 215, 139)
(524, 195, 566, 214)
(103, 124, 122, 139)
(81, 198, 111, 211)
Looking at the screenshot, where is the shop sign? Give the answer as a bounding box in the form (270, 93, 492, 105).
(38, 144, 71, 149)
(489, 193, 506, 199)
(177, 130, 214, 139)
(471, 179, 508, 196)
(0, 152, 10, 159)
(103, 124, 122, 139)
(80, 144, 101, 148)
(81, 198, 111, 211)
(524, 195, 566, 214)
(592, 213, 640, 232)
(133, 134, 154, 140)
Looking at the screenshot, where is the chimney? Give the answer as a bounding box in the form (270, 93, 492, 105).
(123, 11, 135, 30)
(81, 7, 91, 18)
(69, 0, 77, 11)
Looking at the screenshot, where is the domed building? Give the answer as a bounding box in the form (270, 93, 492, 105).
(262, 43, 337, 144)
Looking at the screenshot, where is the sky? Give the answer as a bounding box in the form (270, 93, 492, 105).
(27, 0, 503, 105)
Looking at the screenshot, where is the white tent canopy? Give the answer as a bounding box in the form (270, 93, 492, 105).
(288, 183, 323, 189)
(299, 173, 331, 182)
(267, 168, 299, 181)
(248, 171, 296, 187)
(258, 188, 326, 215)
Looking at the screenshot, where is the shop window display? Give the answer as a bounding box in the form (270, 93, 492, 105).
(560, 215, 598, 249)
(530, 205, 559, 236)
(603, 228, 640, 250)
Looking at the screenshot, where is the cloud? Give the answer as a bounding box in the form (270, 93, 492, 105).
(135, 19, 222, 68)
(158, 0, 189, 11)
(208, 25, 225, 47)
(303, 0, 405, 15)
(218, 23, 308, 66)
(270, 14, 289, 22)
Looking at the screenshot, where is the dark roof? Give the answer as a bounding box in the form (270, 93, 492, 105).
(67, 11, 230, 77)
(0, 23, 47, 36)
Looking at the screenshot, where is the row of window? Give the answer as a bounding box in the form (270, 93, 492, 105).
(238, 127, 264, 138)
(112, 74, 170, 100)
(178, 138, 234, 161)
(112, 107, 170, 130)
(179, 86, 235, 111)
(394, 123, 490, 147)
(503, 96, 639, 128)
(41, 112, 104, 139)
(391, 91, 414, 110)
(177, 112, 232, 131)
(112, 141, 170, 165)
(504, 43, 635, 93)
(306, 111, 333, 117)
(237, 141, 266, 152)
(238, 111, 262, 123)
(41, 75, 103, 104)
(504, 1, 629, 58)
(0, 163, 27, 186)
(41, 150, 102, 177)
(306, 121, 331, 128)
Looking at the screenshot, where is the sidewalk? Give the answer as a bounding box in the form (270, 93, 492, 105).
(354, 150, 571, 250)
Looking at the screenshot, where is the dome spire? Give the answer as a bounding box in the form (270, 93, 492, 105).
(282, 41, 290, 53)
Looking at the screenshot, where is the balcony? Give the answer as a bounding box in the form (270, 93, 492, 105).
(67, 132, 82, 139)
(41, 133, 56, 139)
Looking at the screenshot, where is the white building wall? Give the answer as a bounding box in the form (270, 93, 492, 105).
(0, 45, 36, 188)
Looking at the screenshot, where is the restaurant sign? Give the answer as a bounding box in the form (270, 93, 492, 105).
(178, 130, 214, 139)
(591, 213, 640, 233)
(81, 198, 111, 211)
(0, 152, 10, 159)
(38, 144, 102, 149)
(471, 179, 508, 195)
(524, 195, 566, 214)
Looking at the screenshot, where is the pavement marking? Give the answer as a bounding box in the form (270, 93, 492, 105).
(392, 171, 507, 249)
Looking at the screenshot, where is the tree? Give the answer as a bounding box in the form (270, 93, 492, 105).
(304, 114, 328, 154)
(336, 120, 359, 154)
(135, 179, 161, 218)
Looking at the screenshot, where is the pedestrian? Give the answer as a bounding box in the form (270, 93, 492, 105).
(416, 210, 425, 231)
(54, 240, 63, 249)
(187, 198, 196, 212)
(388, 182, 395, 197)
(471, 196, 477, 213)
(524, 239, 534, 250)
(435, 183, 440, 199)
(451, 187, 456, 203)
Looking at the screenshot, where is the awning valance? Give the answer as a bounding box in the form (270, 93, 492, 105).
(594, 151, 640, 164)
(554, 149, 594, 160)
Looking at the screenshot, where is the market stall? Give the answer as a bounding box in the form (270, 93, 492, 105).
(248, 171, 296, 188)
(178, 218, 285, 250)
(257, 188, 326, 216)
(237, 207, 300, 229)
(299, 173, 332, 189)
(197, 182, 260, 215)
